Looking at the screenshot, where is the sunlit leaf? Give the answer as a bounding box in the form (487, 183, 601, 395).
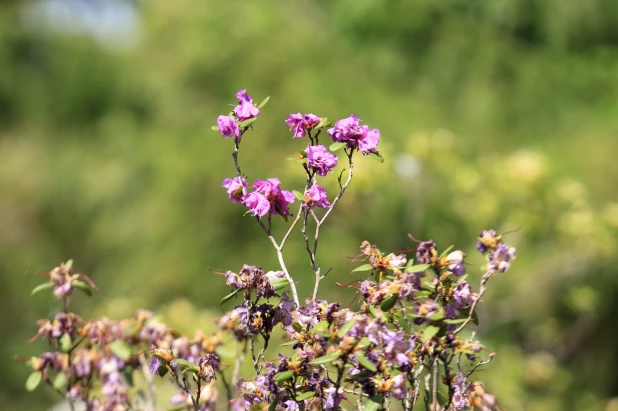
(329, 142, 347, 152)
(355, 353, 377, 372)
(310, 351, 341, 365)
(72, 280, 92, 296)
(31, 282, 54, 296)
(220, 289, 240, 305)
(424, 325, 440, 341)
(274, 371, 294, 384)
(110, 340, 131, 361)
(367, 152, 384, 163)
(25, 371, 42, 392)
(257, 96, 270, 109)
(296, 391, 316, 401)
(352, 264, 373, 273)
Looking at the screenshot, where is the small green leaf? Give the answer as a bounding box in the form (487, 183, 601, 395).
(25, 371, 42, 392)
(368, 304, 379, 319)
(72, 280, 92, 296)
(329, 142, 347, 152)
(31, 282, 54, 296)
(424, 325, 440, 341)
(292, 190, 306, 202)
(363, 395, 384, 411)
(291, 322, 304, 333)
(268, 400, 279, 411)
(405, 264, 431, 273)
(299, 149, 307, 157)
(257, 96, 270, 109)
(65, 259, 74, 269)
(60, 333, 72, 353)
(110, 340, 131, 361)
(456, 274, 469, 284)
(220, 289, 240, 305)
(310, 351, 341, 365)
(296, 391, 316, 401)
(380, 295, 398, 311)
(429, 310, 444, 321)
(274, 371, 294, 384)
(355, 353, 377, 372)
(211, 125, 219, 131)
(367, 152, 384, 163)
(158, 365, 169, 377)
(472, 310, 480, 326)
(338, 318, 357, 336)
(278, 341, 296, 348)
(443, 319, 466, 324)
(239, 118, 257, 128)
(173, 359, 197, 369)
(270, 278, 290, 292)
(352, 264, 373, 273)
(52, 372, 67, 390)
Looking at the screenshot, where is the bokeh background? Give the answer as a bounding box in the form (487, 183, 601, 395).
(2, 0, 618, 410)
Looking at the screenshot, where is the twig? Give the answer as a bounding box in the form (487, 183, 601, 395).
(454, 271, 492, 334)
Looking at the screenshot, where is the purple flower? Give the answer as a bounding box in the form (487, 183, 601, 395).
(233, 90, 260, 121)
(222, 176, 248, 204)
(446, 250, 466, 276)
(453, 281, 476, 309)
(306, 144, 338, 176)
(149, 357, 162, 375)
(234, 102, 260, 121)
(487, 243, 516, 273)
(285, 113, 320, 138)
(217, 115, 240, 139)
(242, 192, 270, 217)
(391, 374, 407, 400)
(325, 387, 345, 410)
(252, 178, 295, 217)
(302, 184, 332, 210)
(416, 240, 437, 265)
(476, 229, 498, 254)
(235, 89, 253, 104)
(327, 114, 380, 154)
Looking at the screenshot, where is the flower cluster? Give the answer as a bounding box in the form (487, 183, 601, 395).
(216, 89, 261, 139)
(327, 114, 380, 154)
(22, 91, 514, 411)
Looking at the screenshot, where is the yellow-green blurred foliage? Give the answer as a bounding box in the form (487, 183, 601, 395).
(1, 0, 618, 409)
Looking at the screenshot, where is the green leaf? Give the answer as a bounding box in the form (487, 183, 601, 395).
(456, 274, 469, 284)
(220, 289, 240, 305)
(428, 310, 444, 321)
(31, 282, 54, 296)
(211, 125, 219, 131)
(338, 318, 357, 336)
(380, 294, 398, 311)
(60, 333, 72, 353)
(25, 371, 42, 392)
(405, 264, 431, 273)
(296, 391, 316, 401)
(239, 117, 257, 128)
(352, 264, 373, 273)
(274, 371, 294, 384)
(310, 351, 341, 365)
(278, 341, 296, 348)
(363, 395, 384, 411)
(329, 142, 347, 152)
(443, 319, 466, 324)
(52, 372, 67, 390)
(424, 325, 440, 341)
(472, 310, 480, 326)
(158, 365, 169, 377)
(65, 259, 73, 269)
(110, 340, 131, 361)
(355, 353, 377, 372)
(173, 359, 197, 369)
(368, 152, 384, 163)
(257, 96, 270, 109)
(368, 304, 379, 319)
(270, 278, 290, 292)
(291, 322, 304, 333)
(292, 190, 306, 202)
(72, 280, 92, 296)
(268, 400, 279, 411)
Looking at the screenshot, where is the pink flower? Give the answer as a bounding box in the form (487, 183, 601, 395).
(302, 184, 331, 210)
(252, 178, 295, 217)
(285, 113, 320, 138)
(233, 90, 260, 121)
(306, 144, 338, 176)
(242, 192, 270, 217)
(222, 176, 248, 204)
(217, 115, 240, 138)
(327, 114, 380, 154)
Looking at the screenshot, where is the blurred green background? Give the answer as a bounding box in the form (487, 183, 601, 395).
(2, 0, 618, 409)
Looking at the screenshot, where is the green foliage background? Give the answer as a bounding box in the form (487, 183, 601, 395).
(1, 0, 618, 409)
